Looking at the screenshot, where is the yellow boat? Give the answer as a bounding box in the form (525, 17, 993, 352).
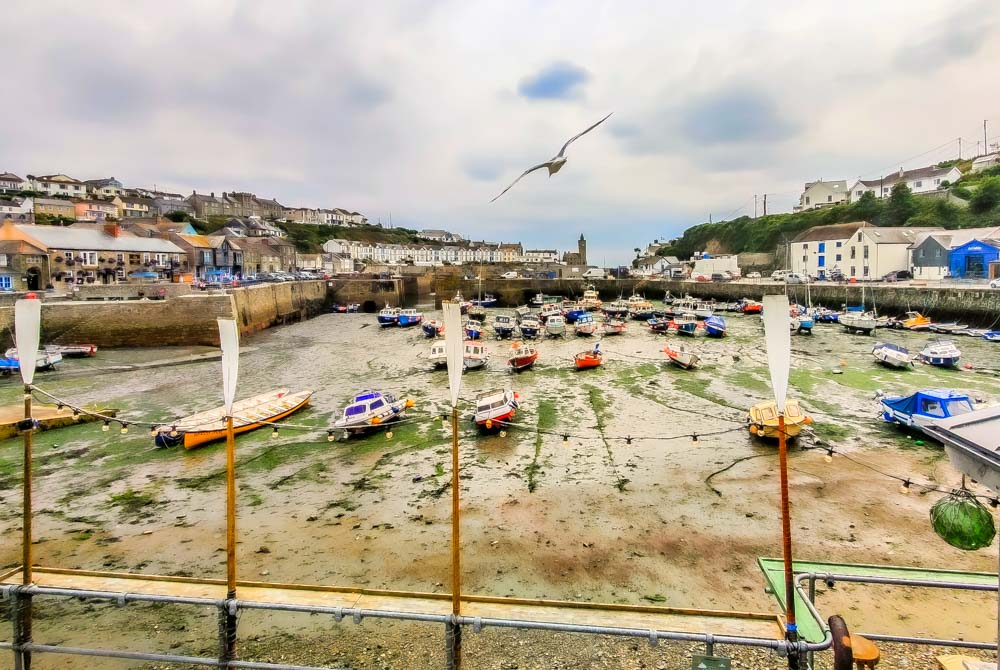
(154, 389, 313, 450)
(902, 311, 931, 330)
(747, 399, 809, 439)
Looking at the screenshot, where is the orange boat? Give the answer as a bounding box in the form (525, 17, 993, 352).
(742, 300, 762, 314)
(574, 350, 602, 370)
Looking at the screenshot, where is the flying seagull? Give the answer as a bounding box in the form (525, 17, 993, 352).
(490, 112, 613, 202)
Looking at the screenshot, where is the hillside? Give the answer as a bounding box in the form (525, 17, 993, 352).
(659, 166, 1000, 259)
(187, 216, 423, 253)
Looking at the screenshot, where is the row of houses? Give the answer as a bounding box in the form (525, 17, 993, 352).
(789, 222, 1000, 281)
(795, 164, 966, 212)
(321, 236, 586, 267)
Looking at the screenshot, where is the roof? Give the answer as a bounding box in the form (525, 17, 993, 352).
(862, 226, 941, 245)
(34, 174, 82, 184)
(855, 164, 960, 188)
(174, 233, 214, 249)
(909, 226, 1000, 250)
(13, 224, 184, 253)
(971, 153, 998, 164)
(33, 197, 75, 207)
(922, 405, 1000, 492)
(84, 177, 120, 187)
(791, 221, 868, 243)
(803, 179, 847, 191)
(0, 172, 24, 182)
(121, 196, 157, 206)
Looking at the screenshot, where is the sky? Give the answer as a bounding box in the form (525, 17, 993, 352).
(4, 0, 1000, 266)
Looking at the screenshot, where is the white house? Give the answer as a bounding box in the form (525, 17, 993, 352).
(0, 172, 25, 193)
(791, 222, 941, 279)
(790, 221, 868, 279)
(971, 153, 998, 173)
(795, 179, 849, 211)
(0, 197, 33, 221)
(692, 255, 741, 278)
(27, 174, 87, 198)
(848, 165, 962, 201)
(524, 249, 559, 263)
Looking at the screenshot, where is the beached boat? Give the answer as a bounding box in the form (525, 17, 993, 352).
(647, 317, 672, 334)
(507, 341, 539, 371)
(464, 321, 483, 340)
(396, 309, 424, 328)
(0, 350, 62, 374)
(463, 341, 490, 370)
(333, 390, 411, 434)
(545, 314, 566, 338)
(879, 389, 974, 431)
(704, 315, 726, 338)
(627, 294, 655, 321)
(602, 299, 630, 319)
(983, 331, 1000, 342)
(423, 319, 445, 337)
(812, 307, 840, 323)
(467, 305, 487, 323)
(474, 388, 519, 428)
(872, 342, 913, 369)
(574, 347, 602, 370)
(674, 313, 699, 336)
(918, 339, 961, 367)
(513, 306, 532, 322)
(537, 304, 563, 323)
(377, 307, 400, 326)
(581, 285, 603, 311)
(894, 311, 931, 330)
(929, 322, 969, 334)
(747, 399, 809, 440)
(518, 316, 541, 339)
(453, 290, 472, 314)
(694, 301, 715, 319)
(663, 344, 699, 369)
(563, 304, 588, 323)
(741, 300, 762, 315)
(472, 293, 498, 308)
(601, 318, 626, 336)
(428, 342, 448, 368)
(531, 293, 563, 307)
(43, 344, 97, 358)
(493, 314, 516, 339)
(574, 313, 597, 336)
(154, 389, 313, 449)
(839, 310, 877, 335)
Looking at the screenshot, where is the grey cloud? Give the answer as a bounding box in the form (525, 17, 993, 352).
(893, 1, 997, 73)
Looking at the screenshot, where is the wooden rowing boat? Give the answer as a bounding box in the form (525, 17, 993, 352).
(154, 388, 313, 450)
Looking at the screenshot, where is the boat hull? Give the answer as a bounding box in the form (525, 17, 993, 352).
(508, 353, 538, 371)
(162, 393, 313, 450)
(574, 353, 602, 369)
(919, 355, 960, 367)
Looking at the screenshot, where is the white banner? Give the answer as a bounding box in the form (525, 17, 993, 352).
(762, 294, 791, 412)
(14, 299, 42, 386)
(217, 319, 240, 415)
(443, 302, 463, 408)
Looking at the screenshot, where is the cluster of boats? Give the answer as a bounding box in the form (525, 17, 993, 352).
(871, 339, 964, 369)
(0, 343, 98, 375)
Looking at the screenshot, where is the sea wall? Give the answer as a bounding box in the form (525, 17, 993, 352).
(326, 277, 414, 311)
(230, 280, 329, 334)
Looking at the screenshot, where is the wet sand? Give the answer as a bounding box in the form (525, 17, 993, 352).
(0, 307, 997, 669)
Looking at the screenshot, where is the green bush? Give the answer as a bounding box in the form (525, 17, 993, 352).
(969, 176, 1000, 214)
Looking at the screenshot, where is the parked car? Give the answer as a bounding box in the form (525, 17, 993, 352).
(991, 278, 999, 289)
(710, 273, 730, 282)
(770, 270, 789, 281)
(827, 269, 845, 282)
(500, 271, 519, 279)
(746, 272, 761, 279)
(882, 270, 912, 282)
(784, 273, 809, 284)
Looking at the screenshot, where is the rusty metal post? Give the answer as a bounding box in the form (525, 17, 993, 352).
(449, 407, 462, 668)
(777, 413, 799, 669)
(19, 387, 34, 669)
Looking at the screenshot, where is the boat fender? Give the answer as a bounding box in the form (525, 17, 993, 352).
(882, 411, 892, 422)
(828, 615, 853, 670)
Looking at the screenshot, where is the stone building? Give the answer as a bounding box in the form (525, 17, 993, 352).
(186, 191, 285, 220)
(33, 197, 76, 219)
(562, 234, 588, 265)
(0, 221, 51, 290)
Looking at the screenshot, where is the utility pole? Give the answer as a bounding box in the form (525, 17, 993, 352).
(763, 194, 768, 216)
(959, 137, 962, 159)
(985, 120, 989, 157)
(709, 213, 713, 224)
(754, 194, 758, 218)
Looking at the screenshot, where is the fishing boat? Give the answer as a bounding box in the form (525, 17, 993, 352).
(647, 317, 672, 334)
(0, 350, 63, 374)
(463, 341, 490, 370)
(513, 305, 532, 322)
(983, 331, 1000, 342)
(747, 399, 809, 440)
(453, 290, 472, 314)
(580, 285, 603, 311)
(839, 310, 877, 335)
(627, 294, 655, 321)
(545, 314, 566, 338)
(601, 318, 627, 336)
(704, 315, 726, 338)
(674, 312, 699, 336)
(396, 309, 424, 328)
(377, 306, 400, 326)
(464, 321, 483, 340)
(741, 300, 762, 315)
(796, 313, 814, 334)
(574, 313, 597, 336)
(44, 344, 97, 358)
(345, 303, 360, 313)
(563, 303, 588, 323)
(918, 339, 961, 367)
(602, 298, 630, 319)
(507, 341, 539, 371)
(472, 293, 498, 308)
(694, 301, 715, 319)
(531, 293, 563, 307)
(929, 322, 969, 334)
(871, 342, 914, 369)
(493, 314, 516, 339)
(422, 319, 445, 337)
(467, 305, 487, 323)
(474, 388, 519, 428)
(428, 342, 448, 368)
(574, 346, 602, 370)
(663, 344, 699, 369)
(518, 316, 541, 339)
(879, 389, 974, 431)
(812, 307, 840, 323)
(538, 304, 563, 323)
(154, 389, 313, 449)
(333, 390, 412, 434)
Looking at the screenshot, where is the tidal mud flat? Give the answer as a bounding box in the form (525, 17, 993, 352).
(0, 310, 997, 669)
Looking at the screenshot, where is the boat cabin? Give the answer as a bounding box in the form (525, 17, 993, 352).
(884, 390, 974, 421)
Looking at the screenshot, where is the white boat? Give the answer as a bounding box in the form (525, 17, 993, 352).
(428, 342, 447, 368)
(574, 313, 597, 336)
(663, 344, 699, 369)
(872, 342, 913, 369)
(580, 285, 602, 311)
(2, 349, 63, 370)
(839, 311, 877, 335)
(789, 317, 800, 331)
(919, 339, 961, 367)
(474, 389, 519, 427)
(545, 314, 566, 337)
(538, 304, 563, 322)
(333, 390, 411, 432)
(518, 316, 541, 339)
(463, 341, 490, 370)
(694, 302, 715, 319)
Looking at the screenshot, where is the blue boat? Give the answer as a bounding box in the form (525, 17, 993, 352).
(396, 309, 424, 328)
(704, 315, 727, 338)
(472, 294, 498, 308)
(563, 305, 587, 323)
(797, 314, 814, 334)
(493, 315, 516, 339)
(464, 321, 483, 340)
(983, 331, 1000, 342)
(674, 313, 698, 336)
(518, 316, 541, 339)
(918, 339, 961, 367)
(647, 317, 671, 334)
(377, 307, 400, 326)
(879, 389, 975, 432)
(423, 320, 444, 337)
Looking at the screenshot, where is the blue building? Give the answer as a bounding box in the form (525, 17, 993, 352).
(948, 239, 1000, 279)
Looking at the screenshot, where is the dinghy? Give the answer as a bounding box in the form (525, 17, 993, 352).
(422, 320, 445, 337)
(518, 316, 541, 339)
(704, 315, 726, 338)
(474, 389, 519, 428)
(333, 390, 412, 435)
(918, 339, 961, 367)
(507, 341, 539, 371)
(747, 399, 809, 440)
(872, 342, 913, 369)
(663, 344, 699, 369)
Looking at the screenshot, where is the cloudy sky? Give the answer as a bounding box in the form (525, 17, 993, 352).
(4, 0, 1000, 265)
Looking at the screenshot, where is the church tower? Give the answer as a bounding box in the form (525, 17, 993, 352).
(578, 234, 587, 266)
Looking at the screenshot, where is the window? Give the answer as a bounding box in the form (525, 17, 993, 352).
(0, 275, 11, 289)
(802, 255, 807, 263)
(863, 266, 870, 276)
(116, 252, 125, 263)
(801, 243, 808, 250)
(818, 242, 826, 253)
(805, 196, 810, 205)
(857, 232, 863, 241)
(914, 181, 922, 188)
(934, 178, 940, 185)
(202, 250, 213, 264)
(835, 254, 842, 262)
(836, 241, 842, 248)
(882, 188, 888, 194)
(863, 245, 869, 259)
(856, 190, 863, 196)
(818, 255, 825, 267)
(918, 249, 924, 258)
(850, 248, 856, 259)
(142, 253, 150, 263)
(827, 195, 832, 202)
(0, 254, 7, 267)
(25, 255, 45, 265)
(850, 266, 856, 276)
(59, 184, 67, 190)
(81, 251, 97, 266)
(154, 253, 170, 265)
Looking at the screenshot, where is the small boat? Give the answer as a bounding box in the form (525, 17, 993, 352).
(513, 306, 532, 322)
(474, 388, 519, 428)
(574, 313, 597, 336)
(918, 339, 961, 367)
(377, 306, 400, 326)
(518, 316, 541, 339)
(463, 341, 490, 370)
(453, 290, 472, 314)
(331, 303, 349, 313)
(464, 321, 483, 340)
(396, 309, 424, 328)
(472, 293, 498, 308)
(812, 307, 840, 323)
(493, 314, 516, 339)
(563, 304, 588, 323)
(45, 344, 97, 358)
(602, 299, 630, 319)
(960, 328, 988, 337)
(581, 285, 603, 311)
(628, 294, 655, 321)
(333, 390, 412, 434)
(899, 311, 931, 330)
(428, 342, 448, 368)
(674, 313, 699, 336)
(154, 389, 313, 449)
(704, 315, 726, 338)
(601, 318, 626, 336)
(663, 344, 699, 369)
(346, 303, 361, 313)
(741, 300, 762, 315)
(647, 317, 672, 334)
(531, 293, 563, 307)
(0, 350, 63, 373)
(507, 341, 539, 371)
(879, 389, 974, 431)
(872, 342, 913, 369)
(423, 320, 445, 337)
(694, 301, 715, 319)
(538, 304, 564, 323)
(839, 311, 877, 335)
(545, 315, 566, 338)
(789, 316, 800, 332)
(747, 400, 809, 440)
(467, 305, 487, 323)
(574, 347, 603, 370)
(929, 322, 969, 334)
(983, 331, 1000, 342)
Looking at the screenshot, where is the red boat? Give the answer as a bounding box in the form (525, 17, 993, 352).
(574, 350, 602, 370)
(507, 341, 539, 371)
(742, 300, 762, 314)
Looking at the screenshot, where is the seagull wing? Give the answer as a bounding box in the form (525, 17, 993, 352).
(490, 161, 553, 202)
(556, 112, 613, 158)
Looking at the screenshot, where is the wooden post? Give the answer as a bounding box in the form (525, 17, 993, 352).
(777, 413, 799, 669)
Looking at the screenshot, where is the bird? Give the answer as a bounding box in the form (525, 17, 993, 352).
(490, 112, 613, 202)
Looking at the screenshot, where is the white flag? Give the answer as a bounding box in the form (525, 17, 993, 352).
(14, 299, 41, 386)
(217, 319, 240, 415)
(443, 302, 463, 408)
(762, 294, 791, 413)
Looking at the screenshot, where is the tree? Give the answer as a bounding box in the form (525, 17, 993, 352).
(850, 191, 881, 223)
(969, 176, 1000, 214)
(882, 183, 917, 226)
(165, 210, 189, 222)
(633, 247, 641, 258)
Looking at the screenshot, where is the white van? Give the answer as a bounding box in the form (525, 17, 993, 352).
(581, 268, 607, 279)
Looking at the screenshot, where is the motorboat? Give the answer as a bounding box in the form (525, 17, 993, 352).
(453, 290, 472, 314)
(789, 316, 800, 332)
(674, 313, 699, 336)
(513, 305, 532, 322)
(518, 316, 541, 339)
(377, 306, 400, 326)
(795, 309, 813, 333)
(396, 309, 424, 328)
(929, 322, 969, 334)
(507, 341, 539, 371)
(463, 341, 490, 370)
(694, 302, 715, 319)
(704, 315, 726, 338)
(0, 350, 62, 373)
(545, 315, 566, 338)
(647, 317, 672, 334)
(901, 311, 931, 330)
(574, 313, 597, 336)
(879, 389, 974, 431)
(812, 307, 840, 323)
(538, 304, 563, 323)
(464, 321, 483, 340)
(333, 390, 412, 434)
(493, 314, 516, 339)
(747, 400, 809, 440)
(472, 293, 498, 308)
(423, 320, 444, 337)
(663, 344, 699, 369)
(563, 303, 588, 323)
(601, 318, 626, 336)
(628, 294, 655, 320)
(574, 347, 603, 370)
(871, 342, 913, 369)
(428, 342, 448, 368)
(602, 299, 630, 319)
(531, 293, 563, 307)
(839, 310, 877, 335)
(581, 285, 603, 311)
(918, 339, 961, 367)
(155, 389, 313, 449)
(467, 305, 487, 323)
(474, 388, 519, 428)
(741, 300, 762, 315)
(983, 331, 1000, 342)
(44, 344, 97, 358)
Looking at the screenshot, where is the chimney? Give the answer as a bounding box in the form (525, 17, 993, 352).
(211, 192, 215, 198)
(898, 167, 904, 178)
(104, 222, 121, 238)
